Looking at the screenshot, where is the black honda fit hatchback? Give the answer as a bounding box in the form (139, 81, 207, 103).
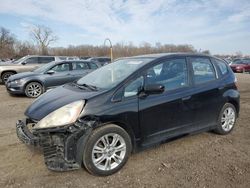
(16, 53, 240, 176)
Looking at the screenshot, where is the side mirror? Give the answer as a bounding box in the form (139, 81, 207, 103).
(144, 84, 165, 95)
(46, 70, 55, 75)
(21, 61, 26, 65)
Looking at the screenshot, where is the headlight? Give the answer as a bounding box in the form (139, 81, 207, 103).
(12, 79, 23, 85)
(34, 100, 85, 129)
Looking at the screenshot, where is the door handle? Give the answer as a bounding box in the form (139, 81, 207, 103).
(182, 96, 191, 101)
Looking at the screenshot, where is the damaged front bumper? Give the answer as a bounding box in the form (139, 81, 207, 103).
(16, 118, 93, 171)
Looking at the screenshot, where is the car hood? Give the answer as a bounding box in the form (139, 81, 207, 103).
(25, 84, 106, 120)
(0, 61, 13, 65)
(0, 63, 20, 67)
(8, 72, 39, 81)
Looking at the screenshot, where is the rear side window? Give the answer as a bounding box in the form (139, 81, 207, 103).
(89, 62, 98, 69)
(213, 58, 228, 75)
(39, 57, 55, 64)
(72, 62, 89, 70)
(190, 57, 216, 84)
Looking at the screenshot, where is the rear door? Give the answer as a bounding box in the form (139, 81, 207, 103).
(187, 56, 223, 128)
(71, 61, 92, 81)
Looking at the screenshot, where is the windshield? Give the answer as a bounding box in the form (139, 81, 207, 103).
(77, 58, 153, 90)
(33, 61, 55, 73)
(12, 56, 27, 64)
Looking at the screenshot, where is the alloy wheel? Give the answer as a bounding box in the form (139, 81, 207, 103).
(2, 72, 14, 83)
(25, 82, 43, 98)
(91, 133, 126, 171)
(221, 107, 236, 132)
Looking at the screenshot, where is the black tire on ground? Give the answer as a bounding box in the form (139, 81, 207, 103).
(82, 124, 132, 176)
(24, 82, 44, 98)
(1, 72, 15, 83)
(214, 103, 237, 135)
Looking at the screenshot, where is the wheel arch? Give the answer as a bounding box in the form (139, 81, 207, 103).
(75, 119, 137, 166)
(223, 89, 240, 116)
(24, 80, 45, 90)
(1, 70, 17, 77)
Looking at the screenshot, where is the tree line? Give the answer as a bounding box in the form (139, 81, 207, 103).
(0, 25, 215, 60)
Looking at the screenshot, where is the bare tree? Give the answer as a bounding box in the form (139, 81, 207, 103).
(30, 25, 58, 55)
(0, 27, 16, 58)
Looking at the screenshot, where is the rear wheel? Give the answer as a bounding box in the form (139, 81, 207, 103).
(2, 72, 15, 83)
(83, 124, 132, 176)
(25, 82, 43, 98)
(214, 103, 236, 135)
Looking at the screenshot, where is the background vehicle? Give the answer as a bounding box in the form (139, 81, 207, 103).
(0, 55, 56, 83)
(6, 60, 98, 97)
(0, 55, 80, 83)
(230, 59, 250, 73)
(16, 53, 239, 176)
(79, 56, 91, 60)
(88, 57, 111, 66)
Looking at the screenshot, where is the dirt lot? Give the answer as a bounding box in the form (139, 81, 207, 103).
(0, 73, 249, 188)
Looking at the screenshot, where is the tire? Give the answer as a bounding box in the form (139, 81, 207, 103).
(25, 82, 44, 98)
(83, 124, 132, 176)
(214, 103, 237, 135)
(1, 72, 15, 83)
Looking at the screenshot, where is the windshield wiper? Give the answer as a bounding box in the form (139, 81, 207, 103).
(73, 82, 98, 91)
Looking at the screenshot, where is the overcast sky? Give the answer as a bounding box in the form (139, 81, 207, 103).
(0, 0, 249, 54)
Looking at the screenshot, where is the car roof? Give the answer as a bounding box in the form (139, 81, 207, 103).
(130, 52, 211, 59)
(50, 60, 92, 64)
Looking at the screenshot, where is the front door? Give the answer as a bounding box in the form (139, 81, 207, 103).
(138, 57, 194, 144)
(44, 63, 72, 88)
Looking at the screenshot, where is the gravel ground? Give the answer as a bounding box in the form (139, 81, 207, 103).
(0, 73, 249, 188)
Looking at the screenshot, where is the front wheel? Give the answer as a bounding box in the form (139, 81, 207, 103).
(214, 103, 237, 135)
(83, 124, 132, 176)
(25, 82, 43, 98)
(2, 72, 14, 83)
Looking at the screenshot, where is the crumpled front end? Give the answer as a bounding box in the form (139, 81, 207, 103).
(16, 118, 96, 171)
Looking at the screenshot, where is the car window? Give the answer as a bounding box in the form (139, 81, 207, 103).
(50, 63, 70, 72)
(72, 62, 89, 70)
(190, 57, 216, 84)
(242, 59, 250, 64)
(89, 62, 98, 69)
(124, 76, 143, 97)
(145, 58, 188, 91)
(213, 58, 228, 75)
(39, 57, 55, 64)
(25, 57, 39, 64)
